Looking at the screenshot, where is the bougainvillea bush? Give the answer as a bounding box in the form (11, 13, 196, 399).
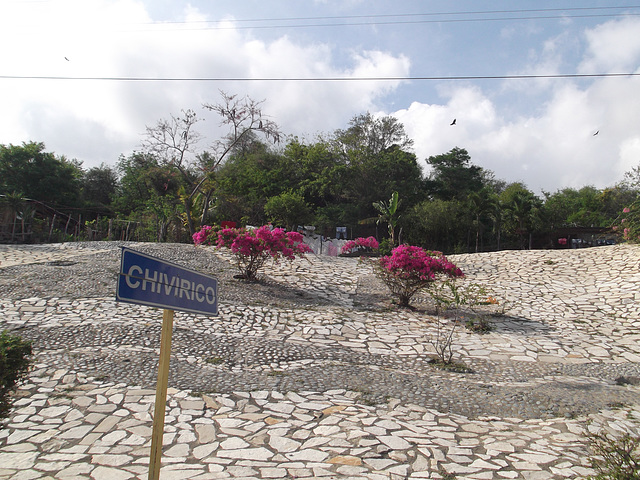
(340, 236, 379, 255)
(193, 225, 312, 280)
(612, 201, 640, 243)
(373, 244, 464, 307)
(192, 225, 220, 246)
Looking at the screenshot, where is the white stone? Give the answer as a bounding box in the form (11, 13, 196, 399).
(219, 437, 249, 450)
(378, 435, 412, 450)
(285, 449, 330, 462)
(216, 447, 274, 461)
(90, 465, 135, 480)
(0, 451, 39, 469)
(268, 435, 301, 453)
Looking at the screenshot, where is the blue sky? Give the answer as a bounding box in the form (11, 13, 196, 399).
(2, 0, 640, 194)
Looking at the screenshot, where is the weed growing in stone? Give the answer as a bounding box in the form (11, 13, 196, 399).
(0, 330, 32, 422)
(428, 280, 466, 366)
(586, 429, 640, 479)
(205, 357, 224, 365)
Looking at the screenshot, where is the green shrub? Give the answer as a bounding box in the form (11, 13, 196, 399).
(0, 330, 33, 422)
(587, 429, 640, 479)
(377, 238, 392, 256)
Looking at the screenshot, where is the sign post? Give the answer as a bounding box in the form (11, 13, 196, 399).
(116, 248, 218, 480)
(148, 308, 173, 480)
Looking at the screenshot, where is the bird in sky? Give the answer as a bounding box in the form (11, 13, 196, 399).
(593, 130, 599, 136)
(64, 57, 69, 61)
(450, 119, 456, 126)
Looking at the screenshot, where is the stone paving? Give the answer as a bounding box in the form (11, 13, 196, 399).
(0, 242, 639, 479)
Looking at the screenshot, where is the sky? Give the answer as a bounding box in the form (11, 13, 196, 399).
(1, 0, 640, 195)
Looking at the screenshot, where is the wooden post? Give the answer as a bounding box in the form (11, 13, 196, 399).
(48, 214, 56, 243)
(148, 309, 174, 480)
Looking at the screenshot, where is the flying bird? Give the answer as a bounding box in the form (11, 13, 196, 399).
(450, 119, 456, 126)
(64, 57, 69, 61)
(593, 130, 599, 136)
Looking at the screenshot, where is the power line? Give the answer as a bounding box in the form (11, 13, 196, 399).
(156, 12, 640, 31)
(122, 6, 640, 26)
(10, 6, 640, 32)
(1, 73, 639, 82)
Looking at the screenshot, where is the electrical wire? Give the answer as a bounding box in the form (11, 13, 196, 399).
(168, 5, 640, 24)
(1, 73, 639, 82)
(8, 6, 640, 32)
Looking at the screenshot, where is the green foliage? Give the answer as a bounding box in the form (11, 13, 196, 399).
(612, 199, 640, 243)
(425, 147, 484, 201)
(587, 430, 640, 479)
(373, 191, 400, 246)
(428, 280, 465, 366)
(377, 238, 392, 256)
(264, 190, 312, 231)
(404, 199, 470, 253)
(0, 141, 82, 208)
(500, 182, 543, 249)
(332, 112, 414, 156)
(115, 152, 189, 242)
(81, 163, 118, 217)
(0, 330, 32, 422)
(543, 186, 611, 229)
(5, 114, 640, 251)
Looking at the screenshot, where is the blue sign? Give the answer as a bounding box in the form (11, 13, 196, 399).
(116, 248, 218, 316)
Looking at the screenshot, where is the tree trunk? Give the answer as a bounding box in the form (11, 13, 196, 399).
(183, 197, 195, 237)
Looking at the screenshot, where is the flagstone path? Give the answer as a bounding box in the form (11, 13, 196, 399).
(0, 242, 639, 479)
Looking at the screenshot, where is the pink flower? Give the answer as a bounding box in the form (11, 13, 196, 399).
(205, 224, 312, 280)
(341, 236, 380, 254)
(623, 207, 631, 213)
(374, 244, 463, 307)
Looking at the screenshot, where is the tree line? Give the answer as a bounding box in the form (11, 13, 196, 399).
(1, 92, 637, 253)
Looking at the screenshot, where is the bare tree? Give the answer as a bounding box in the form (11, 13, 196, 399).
(141, 109, 202, 235)
(142, 92, 282, 236)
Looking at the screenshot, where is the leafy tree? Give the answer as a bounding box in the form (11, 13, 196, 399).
(284, 139, 348, 209)
(115, 152, 187, 241)
(0, 142, 82, 208)
(600, 185, 638, 222)
(425, 147, 484, 201)
(332, 112, 414, 157)
(142, 92, 282, 236)
(82, 164, 118, 218)
(264, 190, 312, 231)
(213, 144, 293, 226)
(1, 191, 26, 242)
(329, 115, 423, 226)
(404, 199, 470, 253)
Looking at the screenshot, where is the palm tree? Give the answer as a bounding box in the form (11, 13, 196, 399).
(468, 188, 498, 253)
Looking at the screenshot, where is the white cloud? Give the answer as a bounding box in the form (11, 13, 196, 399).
(0, 1, 408, 166)
(2, 2, 638, 196)
(579, 17, 640, 73)
(390, 17, 640, 194)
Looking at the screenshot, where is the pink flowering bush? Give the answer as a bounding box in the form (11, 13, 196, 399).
(193, 224, 312, 280)
(612, 200, 640, 243)
(373, 244, 464, 307)
(340, 236, 379, 255)
(192, 225, 219, 246)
